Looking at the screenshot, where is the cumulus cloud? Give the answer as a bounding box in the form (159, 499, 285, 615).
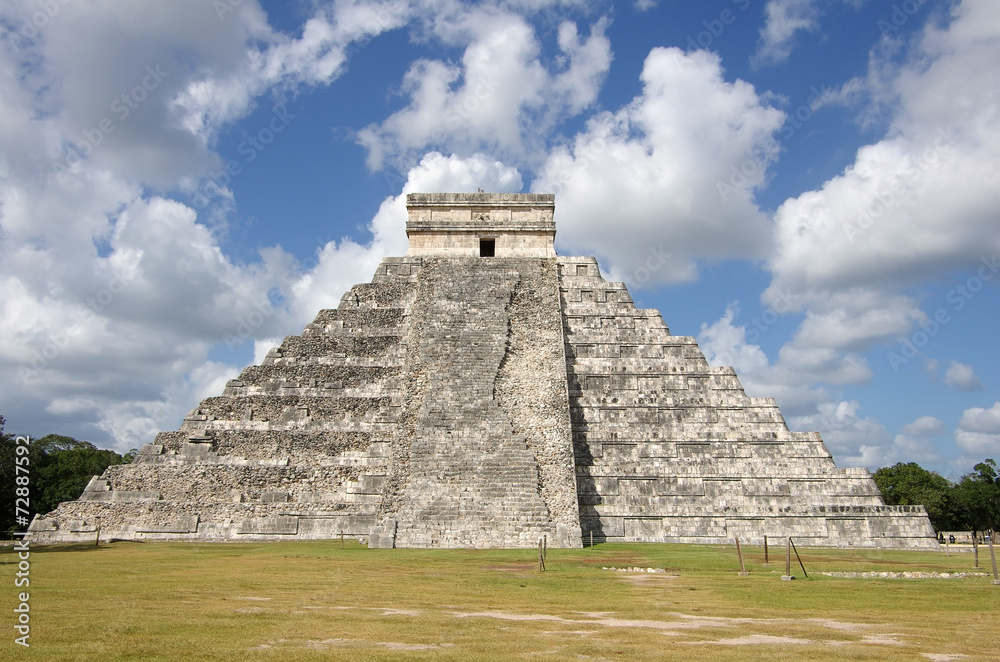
(535, 47, 784, 286)
(696, 304, 865, 418)
(356, 10, 611, 169)
(4, 192, 284, 449)
(878, 415, 948, 468)
(791, 400, 893, 469)
(901, 416, 947, 438)
(943, 360, 984, 392)
(173, 0, 413, 145)
(754, 0, 1000, 421)
(955, 402, 1000, 459)
(766, 0, 1000, 320)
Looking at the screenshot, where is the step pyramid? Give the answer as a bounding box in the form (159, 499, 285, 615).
(30, 193, 937, 548)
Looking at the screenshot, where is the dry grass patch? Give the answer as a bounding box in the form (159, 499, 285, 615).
(2, 541, 997, 661)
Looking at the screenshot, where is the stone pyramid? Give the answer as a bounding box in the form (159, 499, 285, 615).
(30, 193, 937, 548)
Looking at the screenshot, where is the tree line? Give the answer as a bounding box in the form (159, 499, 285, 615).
(873, 460, 1000, 535)
(1, 415, 134, 535)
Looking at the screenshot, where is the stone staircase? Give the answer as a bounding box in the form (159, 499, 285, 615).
(378, 258, 581, 548)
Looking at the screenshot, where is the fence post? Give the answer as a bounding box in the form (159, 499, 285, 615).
(989, 534, 998, 584)
(735, 537, 748, 576)
(790, 537, 808, 578)
(782, 537, 793, 580)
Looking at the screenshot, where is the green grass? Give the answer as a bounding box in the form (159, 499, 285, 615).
(3, 541, 998, 661)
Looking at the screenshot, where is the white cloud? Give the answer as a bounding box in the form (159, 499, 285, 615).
(901, 415, 946, 438)
(634, 0, 659, 11)
(0, 0, 278, 188)
(877, 415, 949, 468)
(753, 0, 821, 66)
(767, 0, 1000, 303)
(758, 0, 1000, 403)
(357, 10, 611, 169)
(944, 360, 984, 392)
(3, 192, 284, 449)
(791, 400, 893, 469)
(696, 304, 861, 418)
(698, 304, 772, 380)
(955, 402, 1000, 459)
(535, 47, 784, 286)
(174, 0, 413, 145)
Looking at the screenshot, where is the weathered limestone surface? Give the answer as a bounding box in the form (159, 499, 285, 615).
(29, 262, 421, 542)
(30, 193, 937, 548)
(558, 256, 936, 548)
(405, 192, 556, 257)
(372, 258, 580, 548)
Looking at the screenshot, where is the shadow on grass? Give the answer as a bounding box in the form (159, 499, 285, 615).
(0, 540, 148, 555)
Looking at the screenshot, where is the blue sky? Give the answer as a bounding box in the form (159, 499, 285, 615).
(1, 0, 998, 478)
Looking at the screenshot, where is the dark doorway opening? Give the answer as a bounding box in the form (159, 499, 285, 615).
(479, 238, 495, 257)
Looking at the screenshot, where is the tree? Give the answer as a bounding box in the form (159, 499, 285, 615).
(872, 462, 963, 532)
(0, 415, 19, 534)
(953, 459, 1000, 534)
(32, 434, 127, 516)
(0, 416, 133, 534)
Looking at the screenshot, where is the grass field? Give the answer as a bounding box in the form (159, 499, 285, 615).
(3, 540, 999, 661)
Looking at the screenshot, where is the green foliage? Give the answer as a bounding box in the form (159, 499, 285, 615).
(872, 461, 964, 531)
(953, 458, 1000, 533)
(0, 415, 133, 535)
(873, 458, 1000, 535)
(0, 415, 19, 535)
(31, 434, 128, 516)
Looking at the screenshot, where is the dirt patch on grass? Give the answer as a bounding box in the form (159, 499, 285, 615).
(260, 638, 456, 652)
(616, 574, 680, 585)
(482, 563, 537, 573)
(682, 634, 813, 645)
(448, 609, 913, 648)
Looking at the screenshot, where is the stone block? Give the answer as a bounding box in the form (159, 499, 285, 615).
(136, 516, 200, 534)
(237, 516, 299, 535)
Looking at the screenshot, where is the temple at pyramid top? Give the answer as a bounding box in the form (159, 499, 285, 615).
(405, 192, 556, 257)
